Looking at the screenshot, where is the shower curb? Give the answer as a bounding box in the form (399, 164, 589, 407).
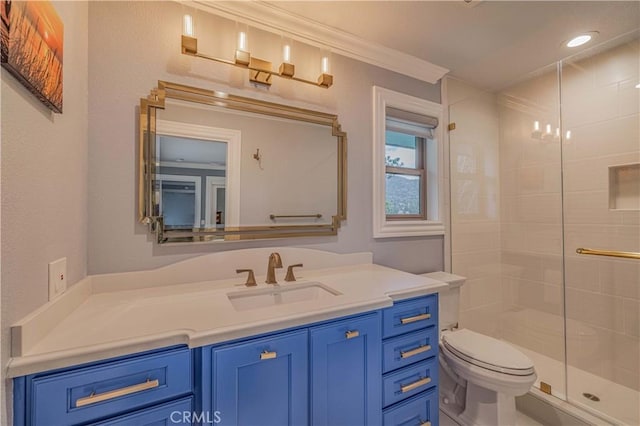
(516, 388, 615, 426)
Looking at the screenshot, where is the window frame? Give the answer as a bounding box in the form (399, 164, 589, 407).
(372, 86, 444, 238)
(385, 126, 427, 221)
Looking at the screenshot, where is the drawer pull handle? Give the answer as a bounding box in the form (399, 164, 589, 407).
(400, 344, 431, 359)
(420, 421, 431, 426)
(400, 376, 431, 393)
(260, 350, 277, 360)
(75, 379, 159, 407)
(345, 330, 360, 339)
(400, 313, 431, 325)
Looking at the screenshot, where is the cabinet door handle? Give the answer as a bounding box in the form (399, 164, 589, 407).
(75, 379, 159, 407)
(260, 350, 277, 360)
(420, 421, 431, 426)
(400, 313, 431, 325)
(400, 344, 431, 359)
(400, 376, 431, 393)
(345, 330, 360, 339)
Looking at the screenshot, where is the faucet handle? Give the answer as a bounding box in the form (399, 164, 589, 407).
(236, 269, 257, 286)
(284, 264, 303, 282)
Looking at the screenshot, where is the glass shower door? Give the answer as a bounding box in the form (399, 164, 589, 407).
(560, 36, 640, 425)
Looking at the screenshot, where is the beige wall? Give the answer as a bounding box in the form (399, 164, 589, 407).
(87, 1, 444, 275)
(0, 2, 89, 422)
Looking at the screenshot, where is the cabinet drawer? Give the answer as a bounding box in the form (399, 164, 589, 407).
(383, 358, 438, 408)
(383, 295, 437, 338)
(383, 327, 438, 373)
(93, 396, 193, 425)
(29, 347, 191, 426)
(383, 389, 438, 426)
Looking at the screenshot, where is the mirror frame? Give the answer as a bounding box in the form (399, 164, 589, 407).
(139, 81, 347, 243)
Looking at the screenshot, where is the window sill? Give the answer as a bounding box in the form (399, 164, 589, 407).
(373, 220, 444, 238)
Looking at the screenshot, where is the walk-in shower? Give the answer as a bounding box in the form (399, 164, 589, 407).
(448, 33, 639, 425)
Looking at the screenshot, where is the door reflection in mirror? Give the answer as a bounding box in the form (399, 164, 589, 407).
(156, 135, 227, 229)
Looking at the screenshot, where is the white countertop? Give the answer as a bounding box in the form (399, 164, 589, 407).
(8, 248, 446, 377)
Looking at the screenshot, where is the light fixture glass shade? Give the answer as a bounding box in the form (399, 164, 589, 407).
(183, 14, 194, 37)
(567, 34, 592, 48)
(238, 31, 248, 51)
(321, 56, 330, 74)
(283, 45, 291, 63)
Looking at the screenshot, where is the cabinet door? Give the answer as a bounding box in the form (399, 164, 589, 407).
(211, 330, 308, 426)
(310, 313, 382, 426)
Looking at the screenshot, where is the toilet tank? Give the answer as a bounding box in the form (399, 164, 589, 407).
(421, 271, 466, 331)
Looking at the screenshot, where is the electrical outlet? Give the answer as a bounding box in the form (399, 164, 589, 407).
(48, 258, 67, 301)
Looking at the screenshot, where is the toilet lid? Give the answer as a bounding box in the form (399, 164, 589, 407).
(442, 329, 535, 376)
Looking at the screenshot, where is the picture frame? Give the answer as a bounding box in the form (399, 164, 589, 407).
(1, 0, 63, 113)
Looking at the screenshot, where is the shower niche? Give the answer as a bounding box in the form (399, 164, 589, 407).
(609, 163, 640, 210)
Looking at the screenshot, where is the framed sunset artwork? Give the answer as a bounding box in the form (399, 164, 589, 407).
(1, 0, 63, 113)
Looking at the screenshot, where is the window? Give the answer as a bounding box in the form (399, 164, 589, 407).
(373, 86, 444, 238)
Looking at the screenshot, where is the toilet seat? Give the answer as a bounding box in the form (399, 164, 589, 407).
(442, 329, 535, 376)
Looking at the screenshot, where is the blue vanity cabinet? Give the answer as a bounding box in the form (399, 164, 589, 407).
(14, 293, 440, 426)
(381, 294, 439, 426)
(206, 329, 309, 426)
(14, 346, 192, 426)
(310, 313, 382, 426)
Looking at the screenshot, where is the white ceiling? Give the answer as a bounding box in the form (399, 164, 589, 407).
(262, 1, 640, 90)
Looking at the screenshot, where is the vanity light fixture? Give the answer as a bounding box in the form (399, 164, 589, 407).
(635, 83, 640, 89)
(180, 14, 333, 88)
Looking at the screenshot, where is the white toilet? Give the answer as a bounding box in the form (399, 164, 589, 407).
(422, 272, 537, 426)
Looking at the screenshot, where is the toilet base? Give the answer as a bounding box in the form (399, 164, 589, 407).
(459, 382, 516, 426)
(440, 363, 519, 426)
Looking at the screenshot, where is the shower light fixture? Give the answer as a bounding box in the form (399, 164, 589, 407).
(180, 14, 333, 88)
(565, 31, 598, 48)
(531, 120, 570, 142)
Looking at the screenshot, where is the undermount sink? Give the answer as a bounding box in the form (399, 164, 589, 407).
(227, 282, 341, 311)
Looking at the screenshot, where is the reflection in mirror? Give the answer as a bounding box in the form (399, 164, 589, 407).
(155, 135, 227, 229)
(139, 81, 346, 243)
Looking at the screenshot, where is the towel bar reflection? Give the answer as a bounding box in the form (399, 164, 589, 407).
(270, 214, 322, 220)
(576, 248, 640, 260)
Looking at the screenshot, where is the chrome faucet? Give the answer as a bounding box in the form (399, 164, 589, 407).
(266, 252, 283, 284)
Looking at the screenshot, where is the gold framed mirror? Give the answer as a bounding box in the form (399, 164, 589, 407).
(139, 81, 347, 243)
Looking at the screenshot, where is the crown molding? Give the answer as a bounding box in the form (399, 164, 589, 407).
(193, 1, 449, 84)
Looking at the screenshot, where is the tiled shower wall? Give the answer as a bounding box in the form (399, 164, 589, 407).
(498, 67, 566, 362)
(561, 40, 639, 391)
(498, 39, 640, 391)
(450, 38, 639, 393)
(447, 78, 503, 336)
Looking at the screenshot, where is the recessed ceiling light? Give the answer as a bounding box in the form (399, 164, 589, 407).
(565, 31, 598, 48)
